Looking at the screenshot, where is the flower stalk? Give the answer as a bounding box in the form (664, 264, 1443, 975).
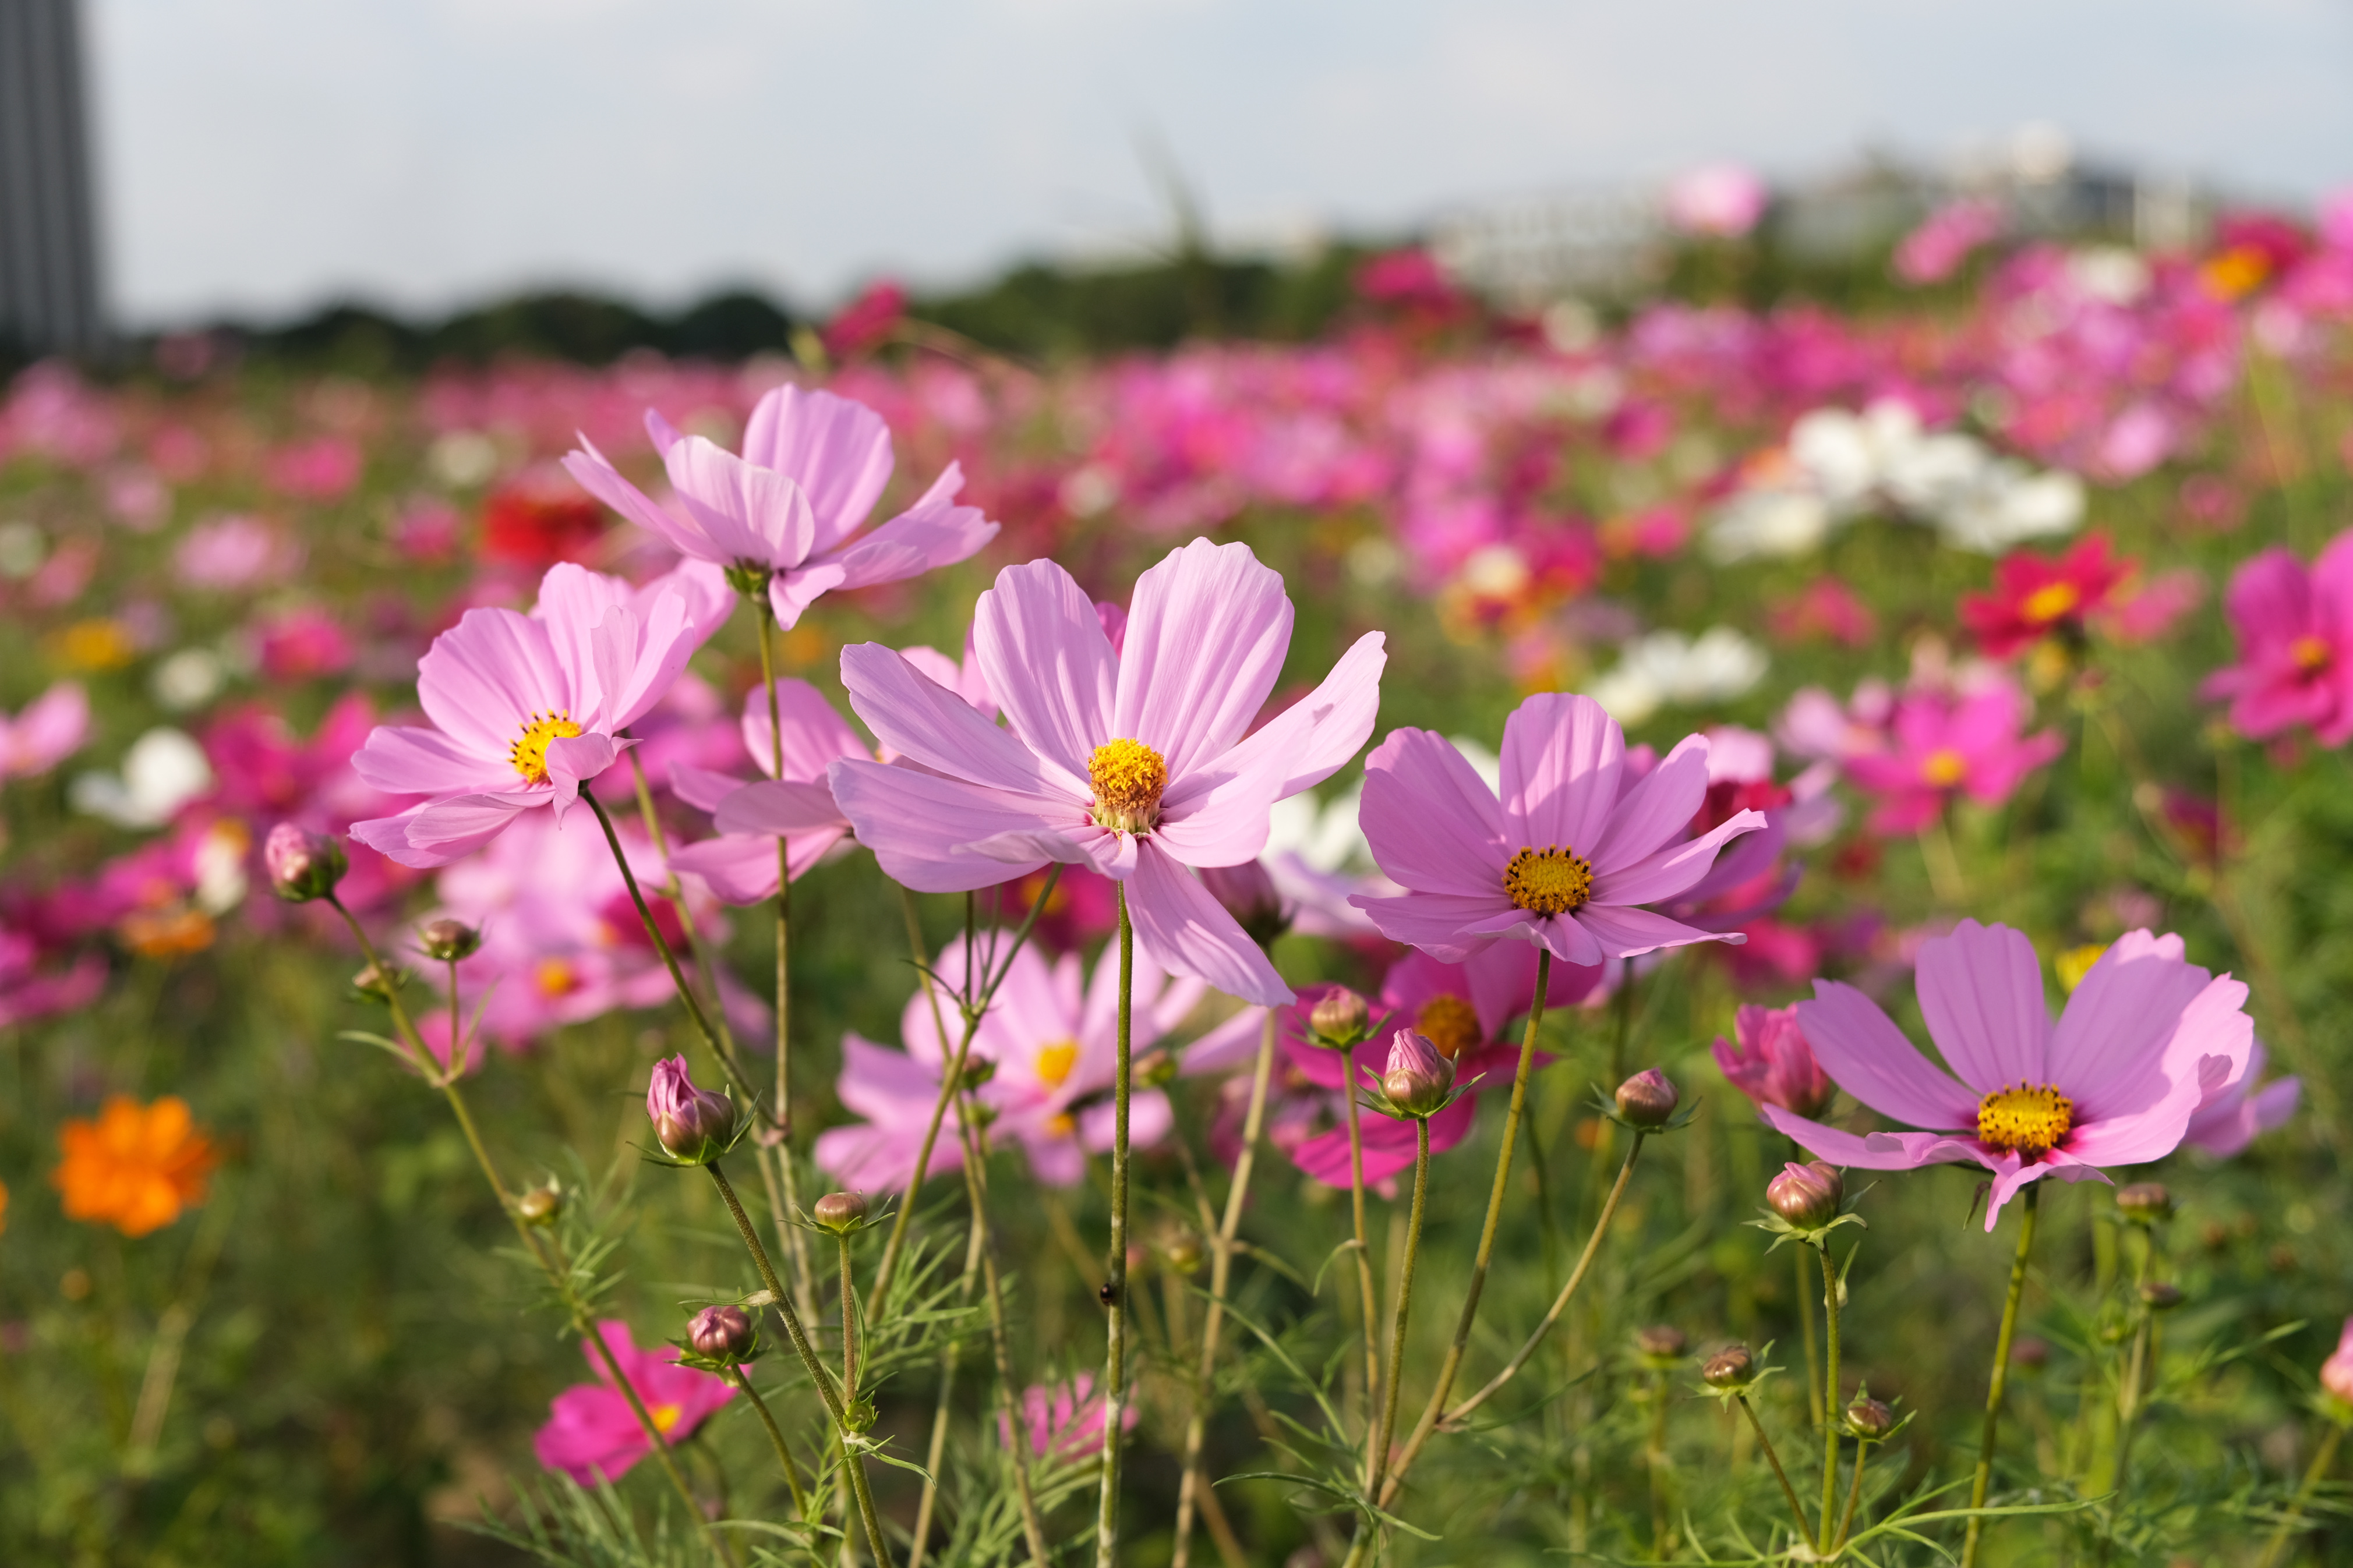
(1962, 1181, 2040, 1568)
(1094, 886, 1136, 1568)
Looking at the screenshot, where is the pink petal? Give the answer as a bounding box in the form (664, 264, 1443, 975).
(1114, 539, 1294, 779)
(1499, 693, 1623, 860)
(353, 795, 534, 868)
(1590, 734, 1712, 871)
(1568, 902, 1734, 961)
(1913, 920, 2051, 1094)
(1358, 728, 1506, 897)
(1792, 981, 1979, 1130)
(840, 643, 1085, 799)
(769, 558, 852, 629)
(418, 608, 573, 757)
(663, 433, 815, 567)
(1209, 632, 1387, 799)
(669, 760, 747, 814)
(669, 834, 786, 904)
(822, 465, 998, 591)
(2045, 930, 2210, 1120)
(1126, 844, 1292, 1004)
(828, 757, 1070, 893)
(1759, 1105, 1985, 1171)
(352, 723, 516, 797)
(562, 436, 715, 564)
(1589, 807, 1766, 907)
(714, 778, 848, 837)
(1289, 1093, 1477, 1187)
(1351, 890, 1518, 964)
(1151, 761, 1285, 869)
(974, 558, 1119, 783)
(740, 385, 896, 551)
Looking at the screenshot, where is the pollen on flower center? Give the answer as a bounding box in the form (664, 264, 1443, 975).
(2021, 581, 2080, 624)
(1034, 1039, 1080, 1088)
(1415, 994, 1481, 1060)
(1921, 748, 1968, 787)
(510, 710, 584, 784)
(2292, 635, 2333, 673)
(1976, 1082, 2075, 1156)
(649, 1403, 683, 1434)
(1503, 845, 1594, 916)
(1088, 738, 1168, 833)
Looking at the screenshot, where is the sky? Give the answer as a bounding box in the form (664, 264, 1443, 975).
(87, 0, 2353, 327)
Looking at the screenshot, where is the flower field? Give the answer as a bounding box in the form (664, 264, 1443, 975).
(4, 193, 2353, 1566)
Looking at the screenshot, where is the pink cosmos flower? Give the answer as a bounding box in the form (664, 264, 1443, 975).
(1665, 164, 1768, 239)
(1000, 1374, 1137, 1460)
(2321, 1319, 2353, 1406)
(666, 679, 865, 904)
(534, 1320, 734, 1485)
(0, 682, 91, 780)
(1893, 198, 2005, 285)
(1350, 693, 1766, 968)
(1839, 675, 2062, 836)
(562, 384, 999, 629)
(176, 515, 296, 590)
(2180, 1040, 2299, 1159)
(814, 939, 1203, 1190)
(349, 562, 723, 867)
(1712, 1003, 1835, 1120)
(2200, 535, 2353, 745)
(1762, 921, 2253, 1229)
(830, 539, 1386, 1004)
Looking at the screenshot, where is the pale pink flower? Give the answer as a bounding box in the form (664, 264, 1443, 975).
(666, 679, 866, 904)
(0, 682, 91, 780)
(563, 384, 998, 628)
(349, 562, 721, 866)
(1665, 164, 1768, 239)
(1894, 198, 2005, 285)
(176, 515, 296, 590)
(1351, 693, 1766, 968)
(831, 539, 1385, 1004)
(1764, 922, 2253, 1229)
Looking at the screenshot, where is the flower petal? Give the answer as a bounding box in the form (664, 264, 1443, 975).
(352, 723, 517, 797)
(1589, 808, 1767, 908)
(741, 679, 868, 784)
(562, 436, 714, 563)
(1759, 1104, 1986, 1171)
(1792, 979, 1979, 1130)
(1114, 538, 1294, 779)
(1568, 902, 1734, 961)
(1914, 919, 2051, 1094)
(2045, 929, 2210, 1120)
(1588, 732, 1711, 871)
(974, 558, 1118, 782)
(739, 385, 896, 551)
(840, 642, 1086, 799)
(662, 433, 816, 567)
(822, 464, 998, 590)
(828, 757, 1072, 893)
(1499, 692, 1623, 859)
(1359, 728, 1506, 897)
(713, 779, 849, 837)
(1126, 844, 1292, 1004)
(418, 608, 573, 757)
(1207, 631, 1387, 799)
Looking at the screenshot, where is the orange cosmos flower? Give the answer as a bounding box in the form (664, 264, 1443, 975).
(52, 1096, 219, 1237)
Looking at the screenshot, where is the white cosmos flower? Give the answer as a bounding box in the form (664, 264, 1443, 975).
(1586, 628, 1769, 726)
(69, 728, 215, 829)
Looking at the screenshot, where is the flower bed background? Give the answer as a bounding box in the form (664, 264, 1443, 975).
(1, 190, 2352, 1565)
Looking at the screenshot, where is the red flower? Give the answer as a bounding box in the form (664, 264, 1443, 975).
(1959, 534, 2132, 657)
(480, 479, 606, 570)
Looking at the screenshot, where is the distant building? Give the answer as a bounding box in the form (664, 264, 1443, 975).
(1, 0, 105, 358)
(1431, 187, 1664, 310)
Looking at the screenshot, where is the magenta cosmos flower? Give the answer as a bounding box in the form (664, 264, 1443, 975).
(1762, 921, 2253, 1229)
(1839, 674, 2062, 836)
(350, 563, 723, 867)
(1712, 1003, 1836, 1120)
(2200, 533, 2353, 745)
(1349, 693, 1766, 968)
(563, 384, 999, 629)
(829, 539, 1386, 1004)
(534, 1320, 734, 1485)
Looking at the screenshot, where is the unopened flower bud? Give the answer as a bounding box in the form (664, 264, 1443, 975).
(1845, 1395, 1895, 1440)
(2320, 1320, 2353, 1406)
(2139, 1281, 2183, 1311)
(1307, 986, 1372, 1049)
(845, 1397, 878, 1433)
(1766, 1160, 1845, 1229)
(1157, 1224, 1204, 1276)
(2115, 1183, 2173, 1224)
(1199, 859, 1291, 948)
(2012, 1337, 2051, 1370)
(1635, 1325, 1687, 1362)
(958, 1056, 998, 1091)
(688, 1304, 755, 1361)
(419, 917, 483, 962)
(515, 1183, 564, 1225)
(351, 961, 401, 1001)
(1136, 1048, 1178, 1089)
(1702, 1344, 1756, 1390)
(1615, 1067, 1679, 1129)
(813, 1191, 869, 1234)
(264, 822, 347, 902)
(645, 1055, 734, 1163)
(1380, 1029, 1454, 1118)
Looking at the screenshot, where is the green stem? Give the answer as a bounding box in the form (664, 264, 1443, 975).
(1365, 1119, 1433, 1524)
(953, 1087, 1052, 1567)
(1818, 1243, 1842, 1555)
(1439, 1131, 1645, 1429)
(1648, 1365, 1672, 1558)
(734, 1364, 814, 1525)
(1962, 1182, 2040, 1568)
(1173, 1005, 1280, 1568)
(909, 1205, 987, 1568)
(1738, 1393, 1815, 1544)
(752, 607, 795, 1144)
(627, 749, 741, 1059)
(1342, 1038, 1383, 1469)
(707, 1162, 893, 1568)
(836, 1232, 859, 1408)
(2258, 1421, 2345, 1568)
(1797, 1241, 1824, 1432)
(1376, 950, 1553, 1503)
(1836, 1439, 1872, 1552)
(871, 865, 1062, 1317)
(1093, 886, 1135, 1568)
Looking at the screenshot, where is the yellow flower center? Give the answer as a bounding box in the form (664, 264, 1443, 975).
(1976, 1082, 2074, 1156)
(1921, 748, 1968, 787)
(1503, 845, 1595, 916)
(649, 1403, 683, 1434)
(1088, 738, 1168, 833)
(2293, 635, 2333, 673)
(536, 958, 579, 998)
(510, 710, 583, 784)
(2054, 943, 2107, 995)
(1034, 1039, 1080, 1089)
(2020, 581, 2080, 625)
(1045, 1112, 1077, 1139)
(1414, 994, 1482, 1061)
